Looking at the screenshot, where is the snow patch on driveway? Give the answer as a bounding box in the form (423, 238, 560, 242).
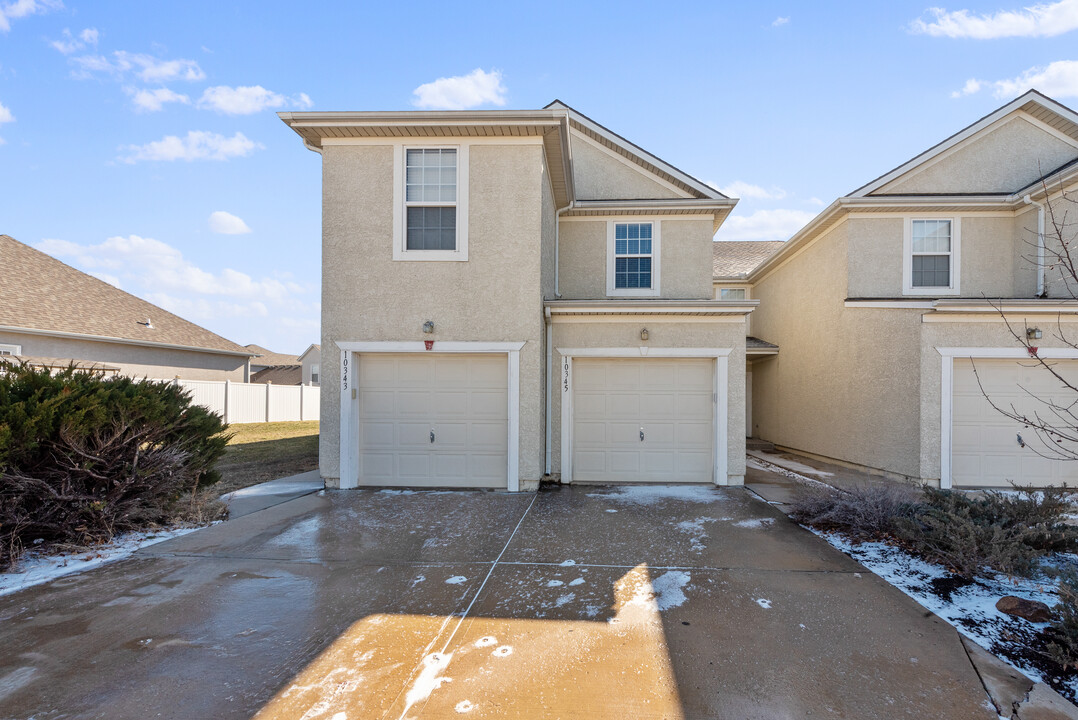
(588, 485, 723, 505)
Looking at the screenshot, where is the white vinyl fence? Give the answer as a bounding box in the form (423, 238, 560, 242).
(170, 379, 320, 424)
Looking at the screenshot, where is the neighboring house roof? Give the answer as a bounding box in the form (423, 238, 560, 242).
(0, 235, 253, 357)
(713, 241, 785, 279)
(749, 90, 1078, 284)
(251, 365, 302, 385)
(245, 344, 301, 366)
(298, 343, 320, 362)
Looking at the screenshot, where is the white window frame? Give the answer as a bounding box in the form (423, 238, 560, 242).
(392, 142, 470, 262)
(715, 286, 750, 300)
(903, 216, 960, 296)
(606, 219, 660, 297)
(0, 343, 21, 355)
(310, 363, 320, 386)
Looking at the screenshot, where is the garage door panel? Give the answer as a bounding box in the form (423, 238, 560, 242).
(357, 354, 508, 488)
(572, 358, 715, 484)
(952, 358, 1078, 487)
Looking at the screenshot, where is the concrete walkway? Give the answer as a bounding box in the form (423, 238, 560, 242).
(220, 469, 324, 518)
(0, 475, 1011, 719)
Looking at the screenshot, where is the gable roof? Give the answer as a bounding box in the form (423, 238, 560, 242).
(851, 90, 1078, 197)
(250, 365, 302, 385)
(713, 241, 785, 279)
(245, 344, 300, 366)
(298, 343, 320, 361)
(544, 100, 728, 201)
(0, 235, 252, 357)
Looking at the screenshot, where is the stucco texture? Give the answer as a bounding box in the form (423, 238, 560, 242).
(0, 331, 248, 381)
(752, 223, 925, 478)
(558, 218, 714, 300)
(880, 117, 1078, 195)
(550, 320, 747, 484)
(571, 133, 683, 201)
(319, 142, 547, 486)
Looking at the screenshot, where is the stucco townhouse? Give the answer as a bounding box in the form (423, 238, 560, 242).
(745, 90, 1078, 489)
(280, 101, 754, 490)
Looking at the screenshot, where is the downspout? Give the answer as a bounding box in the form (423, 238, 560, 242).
(554, 111, 574, 298)
(545, 307, 553, 475)
(1023, 194, 1046, 297)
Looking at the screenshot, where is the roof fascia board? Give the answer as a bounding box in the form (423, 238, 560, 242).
(850, 91, 1078, 198)
(0, 325, 256, 357)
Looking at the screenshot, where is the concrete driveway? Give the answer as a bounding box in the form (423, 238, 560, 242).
(0, 482, 998, 719)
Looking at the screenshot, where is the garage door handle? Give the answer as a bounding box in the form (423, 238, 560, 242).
(640, 428, 645, 442)
(430, 429, 435, 444)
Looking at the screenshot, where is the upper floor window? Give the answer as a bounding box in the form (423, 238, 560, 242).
(393, 144, 469, 261)
(406, 148, 456, 251)
(607, 221, 660, 297)
(0, 343, 20, 356)
(310, 363, 320, 386)
(719, 287, 747, 300)
(903, 217, 960, 295)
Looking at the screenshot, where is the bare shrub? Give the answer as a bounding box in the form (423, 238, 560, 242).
(790, 483, 921, 541)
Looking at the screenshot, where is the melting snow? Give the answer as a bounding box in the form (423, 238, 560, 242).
(748, 451, 835, 478)
(546, 579, 564, 587)
(756, 598, 772, 609)
(746, 456, 833, 489)
(625, 570, 692, 613)
(733, 518, 775, 529)
(455, 700, 474, 713)
(559, 559, 576, 567)
(569, 578, 585, 586)
(401, 652, 453, 716)
(492, 646, 513, 657)
(474, 636, 497, 648)
(0, 526, 202, 597)
(588, 486, 722, 505)
(445, 576, 467, 585)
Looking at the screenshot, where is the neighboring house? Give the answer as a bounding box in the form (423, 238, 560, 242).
(746, 90, 1078, 489)
(281, 101, 751, 490)
(299, 343, 320, 386)
(0, 234, 254, 381)
(246, 344, 301, 373)
(250, 365, 302, 385)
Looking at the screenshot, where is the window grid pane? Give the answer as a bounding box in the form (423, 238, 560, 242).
(405, 148, 457, 204)
(613, 222, 654, 289)
(720, 288, 747, 300)
(912, 254, 950, 288)
(406, 207, 456, 250)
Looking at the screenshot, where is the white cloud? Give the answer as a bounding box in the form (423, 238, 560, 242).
(128, 87, 190, 112)
(714, 180, 787, 200)
(71, 50, 204, 83)
(911, 0, 1078, 38)
(772, 16, 790, 26)
(953, 60, 1078, 99)
(0, 0, 61, 33)
(50, 26, 98, 54)
(208, 210, 252, 235)
(119, 131, 263, 163)
(196, 85, 313, 115)
(716, 208, 816, 242)
(808, 197, 825, 207)
(412, 68, 507, 110)
(37, 235, 303, 302)
(0, 100, 13, 144)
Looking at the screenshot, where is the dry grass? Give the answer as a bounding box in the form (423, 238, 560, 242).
(213, 421, 319, 496)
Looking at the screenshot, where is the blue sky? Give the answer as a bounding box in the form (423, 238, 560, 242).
(3, 1, 1078, 354)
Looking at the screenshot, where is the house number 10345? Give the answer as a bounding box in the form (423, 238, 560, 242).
(563, 358, 569, 392)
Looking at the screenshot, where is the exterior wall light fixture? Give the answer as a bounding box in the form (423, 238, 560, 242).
(640, 328, 649, 341)
(1027, 327, 1043, 340)
(422, 321, 435, 334)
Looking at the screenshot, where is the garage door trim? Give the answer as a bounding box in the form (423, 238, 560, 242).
(939, 346, 1078, 488)
(558, 347, 732, 486)
(337, 341, 525, 490)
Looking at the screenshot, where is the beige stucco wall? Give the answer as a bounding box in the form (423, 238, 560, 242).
(550, 320, 747, 483)
(752, 223, 925, 478)
(571, 132, 683, 201)
(301, 346, 321, 386)
(557, 217, 714, 300)
(0, 330, 248, 381)
(319, 141, 547, 487)
(846, 214, 1042, 300)
(882, 117, 1078, 195)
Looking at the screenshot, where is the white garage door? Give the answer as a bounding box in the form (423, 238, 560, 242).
(952, 357, 1078, 487)
(358, 354, 508, 488)
(572, 358, 715, 483)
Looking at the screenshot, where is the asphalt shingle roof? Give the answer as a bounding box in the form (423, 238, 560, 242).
(0, 235, 251, 355)
(712, 241, 785, 279)
(245, 344, 301, 366)
(250, 365, 302, 385)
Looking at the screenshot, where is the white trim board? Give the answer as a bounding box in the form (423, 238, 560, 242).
(902, 216, 961, 297)
(557, 347, 732, 487)
(937, 346, 1078, 489)
(606, 219, 661, 298)
(335, 340, 526, 491)
(392, 143, 470, 262)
